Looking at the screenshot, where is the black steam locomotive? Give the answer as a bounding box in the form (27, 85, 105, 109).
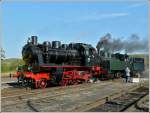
(22, 36, 100, 67)
(22, 36, 144, 73)
(15, 36, 144, 88)
(22, 36, 144, 77)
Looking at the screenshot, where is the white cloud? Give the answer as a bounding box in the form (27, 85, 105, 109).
(128, 3, 145, 8)
(99, 13, 129, 19)
(82, 12, 129, 21)
(64, 12, 129, 24)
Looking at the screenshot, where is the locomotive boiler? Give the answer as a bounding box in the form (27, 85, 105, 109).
(22, 36, 100, 67)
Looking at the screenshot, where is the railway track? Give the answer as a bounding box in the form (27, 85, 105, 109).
(2, 79, 126, 112)
(135, 95, 149, 112)
(2, 82, 89, 97)
(2, 79, 114, 97)
(2, 83, 120, 112)
(2, 81, 113, 107)
(2, 79, 148, 112)
(3, 78, 124, 98)
(85, 86, 149, 112)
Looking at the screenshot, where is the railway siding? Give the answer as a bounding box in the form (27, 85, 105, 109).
(86, 87, 148, 112)
(2, 81, 113, 106)
(2, 79, 148, 112)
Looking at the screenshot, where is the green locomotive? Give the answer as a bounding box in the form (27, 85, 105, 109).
(98, 48, 145, 78)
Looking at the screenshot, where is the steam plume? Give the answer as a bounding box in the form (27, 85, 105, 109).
(96, 33, 148, 53)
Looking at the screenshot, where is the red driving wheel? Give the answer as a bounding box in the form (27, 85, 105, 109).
(39, 79, 47, 88)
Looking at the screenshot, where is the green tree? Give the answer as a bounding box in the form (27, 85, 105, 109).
(1, 47, 5, 60)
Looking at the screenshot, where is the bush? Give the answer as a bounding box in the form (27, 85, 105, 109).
(1, 58, 24, 73)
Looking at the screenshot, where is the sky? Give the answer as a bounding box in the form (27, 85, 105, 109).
(2, 1, 149, 58)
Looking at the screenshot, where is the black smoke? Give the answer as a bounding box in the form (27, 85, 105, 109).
(96, 33, 148, 53)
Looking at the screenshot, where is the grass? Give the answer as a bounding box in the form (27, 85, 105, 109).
(1, 58, 24, 73)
